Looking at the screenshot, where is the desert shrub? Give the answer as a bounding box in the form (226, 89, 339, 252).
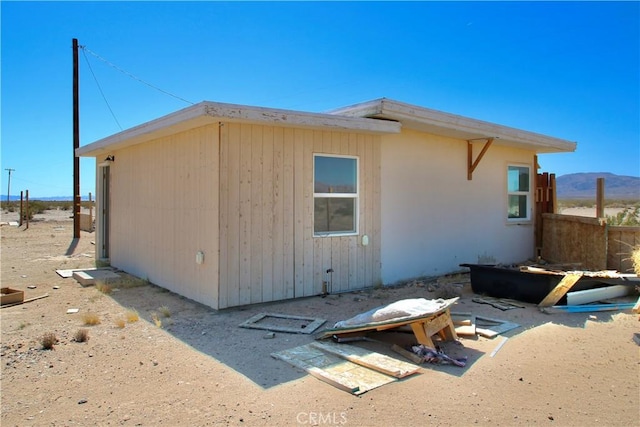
(82, 312, 101, 326)
(41, 332, 58, 350)
(158, 306, 171, 318)
(606, 207, 640, 226)
(114, 318, 126, 329)
(632, 247, 640, 276)
(95, 282, 112, 294)
(151, 312, 162, 328)
(74, 328, 89, 342)
(125, 309, 139, 323)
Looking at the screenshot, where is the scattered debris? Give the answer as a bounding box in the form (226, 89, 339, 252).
(67, 308, 79, 314)
(240, 312, 326, 334)
(27, 285, 37, 289)
(472, 296, 524, 311)
(263, 332, 275, 339)
(475, 316, 520, 338)
(538, 272, 583, 307)
(272, 342, 420, 395)
(543, 303, 636, 313)
(318, 298, 459, 348)
(72, 269, 120, 286)
(408, 344, 467, 367)
(566, 285, 635, 306)
(1, 288, 24, 306)
(489, 337, 509, 357)
(1, 291, 48, 308)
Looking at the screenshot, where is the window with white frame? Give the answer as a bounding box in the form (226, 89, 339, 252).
(314, 154, 358, 236)
(507, 165, 531, 221)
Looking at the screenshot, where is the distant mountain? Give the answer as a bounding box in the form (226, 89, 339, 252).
(556, 172, 640, 199)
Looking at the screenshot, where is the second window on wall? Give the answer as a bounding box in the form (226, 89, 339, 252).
(313, 154, 358, 236)
(507, 164, 531, 221)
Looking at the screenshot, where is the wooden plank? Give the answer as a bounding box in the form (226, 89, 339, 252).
(282, 127, 295, 300)
(225, 123, 241, 308)
(356, 134, 367, 288)
(250, 125, 264, 304)
(302, 129, 316, 297)
(271, 127, 286, 301)
(291, 128, 304, 299)
(538, 272, 584, 307)
(272, 344, 396, 394)
(311, 341, 420, 378)
(262, 125, 275, 303)
(391, 344, 424, 365)
(1, 293, 49, 309)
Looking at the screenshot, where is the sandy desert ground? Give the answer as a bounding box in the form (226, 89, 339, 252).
(1, 209, 639, 426)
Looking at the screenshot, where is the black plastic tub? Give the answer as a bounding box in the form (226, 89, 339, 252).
(460, 264, 609, 305)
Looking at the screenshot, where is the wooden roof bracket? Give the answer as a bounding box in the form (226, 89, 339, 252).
(467, 137, 494, 180)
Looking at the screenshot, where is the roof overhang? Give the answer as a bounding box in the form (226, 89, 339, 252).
(328, 98, 577, 154)
(77, 101, 401, 157)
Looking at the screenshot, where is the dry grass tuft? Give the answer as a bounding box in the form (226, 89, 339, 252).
(158, 306, 171, 318)
(115, 275, 149, 289)
(95, 281, 112, 294)
(632, 247, 640, 276)
(151, 312, 162, 328)
(125, 309, 139, 323)
(74, 328, 90, 342)
(82, 312, 101, 326)
(41, 332, 58, 350)
(114, 318, 126, 329)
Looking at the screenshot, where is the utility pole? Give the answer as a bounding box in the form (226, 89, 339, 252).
(73, 38, 81, 238)
(5, 168, 15, 204)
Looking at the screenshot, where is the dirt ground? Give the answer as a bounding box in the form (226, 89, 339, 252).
(1, 210, 639, 426)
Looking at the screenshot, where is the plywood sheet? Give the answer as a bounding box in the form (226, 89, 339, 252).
(272, 344, 396, 394)
(310, 341, 420, 378)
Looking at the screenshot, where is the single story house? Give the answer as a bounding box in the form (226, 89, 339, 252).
(77, 98, 576, 309)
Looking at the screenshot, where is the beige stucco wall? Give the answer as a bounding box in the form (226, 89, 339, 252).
(105, 124, 220, 308)
(380, 128, 536, 284)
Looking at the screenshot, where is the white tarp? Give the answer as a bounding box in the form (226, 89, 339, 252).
(334, 298, 451, 329)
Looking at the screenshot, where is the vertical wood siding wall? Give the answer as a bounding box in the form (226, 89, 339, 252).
(110, 125, 220, 308)
(219, 123, 381, 308)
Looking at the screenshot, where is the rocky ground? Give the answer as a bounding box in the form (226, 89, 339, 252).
(1, 211, 639, 426)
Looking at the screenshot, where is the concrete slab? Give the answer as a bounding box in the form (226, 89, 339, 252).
(72, 269, 120, 286)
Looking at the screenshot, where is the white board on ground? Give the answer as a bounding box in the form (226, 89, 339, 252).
(566, 285, 634, 306)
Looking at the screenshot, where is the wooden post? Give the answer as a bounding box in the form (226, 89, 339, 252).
(596, 177, 605, 218)
(25, 190, 29, 230)
(19, 191, 23, 226)
(73, 38, 81, 239)
(549, 173, 557, 214)
(89, 192, 93, 226)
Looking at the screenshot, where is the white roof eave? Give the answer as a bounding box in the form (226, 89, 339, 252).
(77, 101, 401, 158)
(329, 98, 577, 154)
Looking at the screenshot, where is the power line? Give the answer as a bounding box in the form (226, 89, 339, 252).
(81, 46, 195, 106)
(81, 47, 123, 130)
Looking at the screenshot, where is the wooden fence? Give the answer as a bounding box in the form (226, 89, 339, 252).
(541, 213, 640, 273)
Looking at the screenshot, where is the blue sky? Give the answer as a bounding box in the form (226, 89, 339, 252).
(2, 1, 639, 198)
